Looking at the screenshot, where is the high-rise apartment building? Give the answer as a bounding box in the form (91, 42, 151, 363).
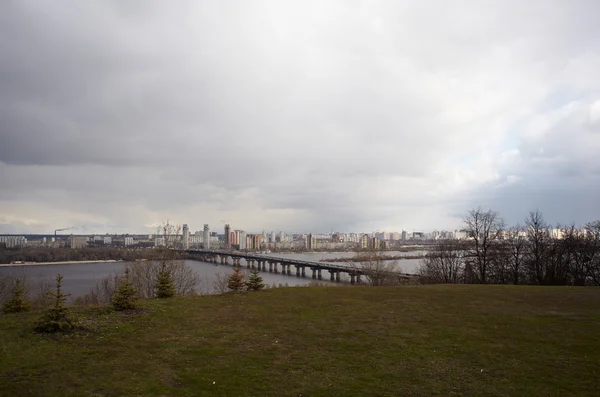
(224, 224, 231, 249)
(203, 224, 210, 249)
(306, 233, 316, 250)
(182, 224, 189, 249)
(253, 234, 262, 250)
(239, 231, 246, 250)
(359, 234, 369, 249)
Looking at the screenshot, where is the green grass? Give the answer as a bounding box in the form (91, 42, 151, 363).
(1, 285, 599, 396)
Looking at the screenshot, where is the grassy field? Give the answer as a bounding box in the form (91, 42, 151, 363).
(1, 285, 599, 396)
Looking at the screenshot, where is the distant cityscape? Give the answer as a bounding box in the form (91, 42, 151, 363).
(0, 223, 471, 251)
(0, 222, 574, 251)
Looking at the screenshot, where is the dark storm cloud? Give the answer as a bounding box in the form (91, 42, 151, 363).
(1, 0, 600, 233)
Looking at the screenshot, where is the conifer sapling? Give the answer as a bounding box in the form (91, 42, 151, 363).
(35, 274, 74, 333)
(112, 268, 139, 310)
(2, 278, 31, 314)
(245, 269, 264, 291)
(155, 264, 176, 298)
(227, 267, 246, 292)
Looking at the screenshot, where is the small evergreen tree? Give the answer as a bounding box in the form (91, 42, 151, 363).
(35, 274, 74, 333)
(245, 270, 264, 291)
(155, 264, 176, 298)
(2, 279, 31, 314)
(112, 268, 138, 311)
(227, 268, 246, 292)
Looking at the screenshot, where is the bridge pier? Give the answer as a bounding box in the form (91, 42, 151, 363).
(187, 249, 397, 284)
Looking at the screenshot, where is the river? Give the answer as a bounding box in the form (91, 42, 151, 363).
(0, 252, 424, 300)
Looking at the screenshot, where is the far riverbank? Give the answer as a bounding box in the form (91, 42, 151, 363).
(0, 260, 123, 267)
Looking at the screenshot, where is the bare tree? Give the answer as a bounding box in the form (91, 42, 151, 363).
(352, 248, 401, 286)
(463, 207, 506, 283)
(524, 210, 551, 285)
(419, 240, 465, 284)
(565, 221, 600, 286)
(488, 241, 510, 284)
(127, 221, 198, 298)
(545, 230, 570, 285)
(504, 226, 527, 285)
(31, 278, 54, 309)
(74, 273, 120, 306)
(212, 272, 230, 294)
(0, 274, 12, 305)
(585, 221, 600, 286)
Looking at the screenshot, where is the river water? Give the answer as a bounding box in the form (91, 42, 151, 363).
(0, 251, 424, 300)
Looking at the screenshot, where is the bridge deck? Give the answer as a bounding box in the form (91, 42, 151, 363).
(185, 249, 418, 277)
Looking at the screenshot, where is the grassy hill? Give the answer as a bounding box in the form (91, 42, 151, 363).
(1, 285, 599, 396)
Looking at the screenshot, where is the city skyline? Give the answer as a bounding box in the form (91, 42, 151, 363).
(1, 1, 599, 235)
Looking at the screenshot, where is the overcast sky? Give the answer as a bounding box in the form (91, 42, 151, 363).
(1, 1, 600, 235)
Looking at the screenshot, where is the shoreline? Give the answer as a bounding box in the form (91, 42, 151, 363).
(0, 260, 124, 267)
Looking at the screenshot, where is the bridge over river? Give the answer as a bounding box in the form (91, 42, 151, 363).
(185, 249, 419, 284)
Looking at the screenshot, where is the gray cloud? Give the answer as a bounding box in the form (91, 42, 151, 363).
(1, 0, 600, 234)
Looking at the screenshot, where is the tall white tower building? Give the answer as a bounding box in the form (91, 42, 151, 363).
(182, 224, 189, 249)
(203, 224, 210, 249)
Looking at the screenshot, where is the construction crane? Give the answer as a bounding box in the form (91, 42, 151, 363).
(54, 227, 75, 237)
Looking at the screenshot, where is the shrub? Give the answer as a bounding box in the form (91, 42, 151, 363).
(2, 279, 31, 314)
(35, 274, 74, 333)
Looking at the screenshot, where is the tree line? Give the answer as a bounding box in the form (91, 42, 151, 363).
(0, 247, 160, 264)
(419, 208, 600, 286)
